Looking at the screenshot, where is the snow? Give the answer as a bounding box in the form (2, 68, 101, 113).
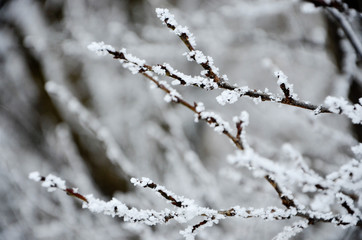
(325, 96, 362, 124)
(183, 51, 220, 76)
(87, 41, 115, 56)
(216, 87, 249, 105)
(274, 70, 297, 99)
(272, 220, 309, 240)
(158, 63, 218, 90)
(152, 65, 166, 75)
(22, 4, 362, 240)
(29, 172, 66, 192)
(216, 90, 240, 105)
(156, 8, 197, 47)
(199, 111, 232, 133)
(195, 102, 205, 113)
(28, 171, 41, 182)
(351, 144, 362, 156)
(233, 111, 249, 126)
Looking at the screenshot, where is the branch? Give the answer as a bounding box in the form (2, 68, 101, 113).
(265, 175, 297, 209)
(303, 0, 346, 13)
(102, 48, 333, 115)
(105, 48, 245, 150)
(302, 0, 362, 62)
(30, 170, 361, 240)
(326, 7, 362, 63)
(154, 8, 332, 113)
(29, 172, 88, 203)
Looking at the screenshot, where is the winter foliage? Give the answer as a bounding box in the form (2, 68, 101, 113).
(1, 0, 362, 239)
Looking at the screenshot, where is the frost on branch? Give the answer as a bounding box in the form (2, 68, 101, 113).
(87, 41, 115, 56)
(272, 220, 309, 240)
(216, 87, 249, 105)
(156, 8, 196, 48)
(324, 96, 362, 124)
(29, 172, 311, 240)
(131, 177, 195, 208)
(155, 63, 218, 90)
(233, 111, 249, 148)
(27, 5, 362, 240)
(352, 143, 362, 156)
(29, 171, 66, 192)
(274, 70, 297, 100)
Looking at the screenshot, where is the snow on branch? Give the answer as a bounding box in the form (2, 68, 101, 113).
(233, 111, 249, 148)
(29, 172, 88, 202)
(156, 8, 197, 49)
(31, 6, 362, 240)
(91, 29, 360, 232)
(131, 177, 194, 208)
(325, 96, 362, 124)
(154, 8, 335, 114)
(88, 44, 246, 150)
(87, 41, 115, 56)
(156, 8, 223, 84)
(227, 146, 362, 228)
(272, 220, 309, 240)
(29, 172, 308, 240)
(274, 71, 297, 100)
(153, 63, 218, 90)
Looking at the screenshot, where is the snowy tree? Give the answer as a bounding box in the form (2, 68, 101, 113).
(1, 0, 361, 239)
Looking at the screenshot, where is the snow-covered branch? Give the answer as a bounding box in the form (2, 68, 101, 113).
(29, 172, 310, 239)
(29, 6, 362, 240)
(89, 45, 246, 150)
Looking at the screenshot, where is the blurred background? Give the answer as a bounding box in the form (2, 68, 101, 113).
(0, 0, 361, 239)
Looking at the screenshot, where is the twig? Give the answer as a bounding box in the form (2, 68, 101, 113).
(265, 175, 297, 209)
(107, 49, 245, 150)
(155, 9, 332, 113)
(107, 50, 331, 113)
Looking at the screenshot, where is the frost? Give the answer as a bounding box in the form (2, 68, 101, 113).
(274, 71, 288, 85)
(156, 8, 196, 47)
(216, 87, 249, 105)
(272, 220, 309, 240)
(351, 143, 362, 156)
(233, 111, 249, 126)
(87, 41, 115, 56)
(199, 111, 232, 133)
(274, 70, 297, 99)
(29, 172, 67, 192)
(159, 63, 218, 90)
(216, 90, 239, 105)
(28, 171, 41, 182)
(194, 50, 207, 64)
(325, 96, 362, 124)
(119, 49, 147, 74)
(195, 102, 205, 113)
(152, 65, 166, 75)
(184, 51, 220, 76)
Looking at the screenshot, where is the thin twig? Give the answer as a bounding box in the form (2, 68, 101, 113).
(108, 49, 245, 150)
(108, 50, 331, 113)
